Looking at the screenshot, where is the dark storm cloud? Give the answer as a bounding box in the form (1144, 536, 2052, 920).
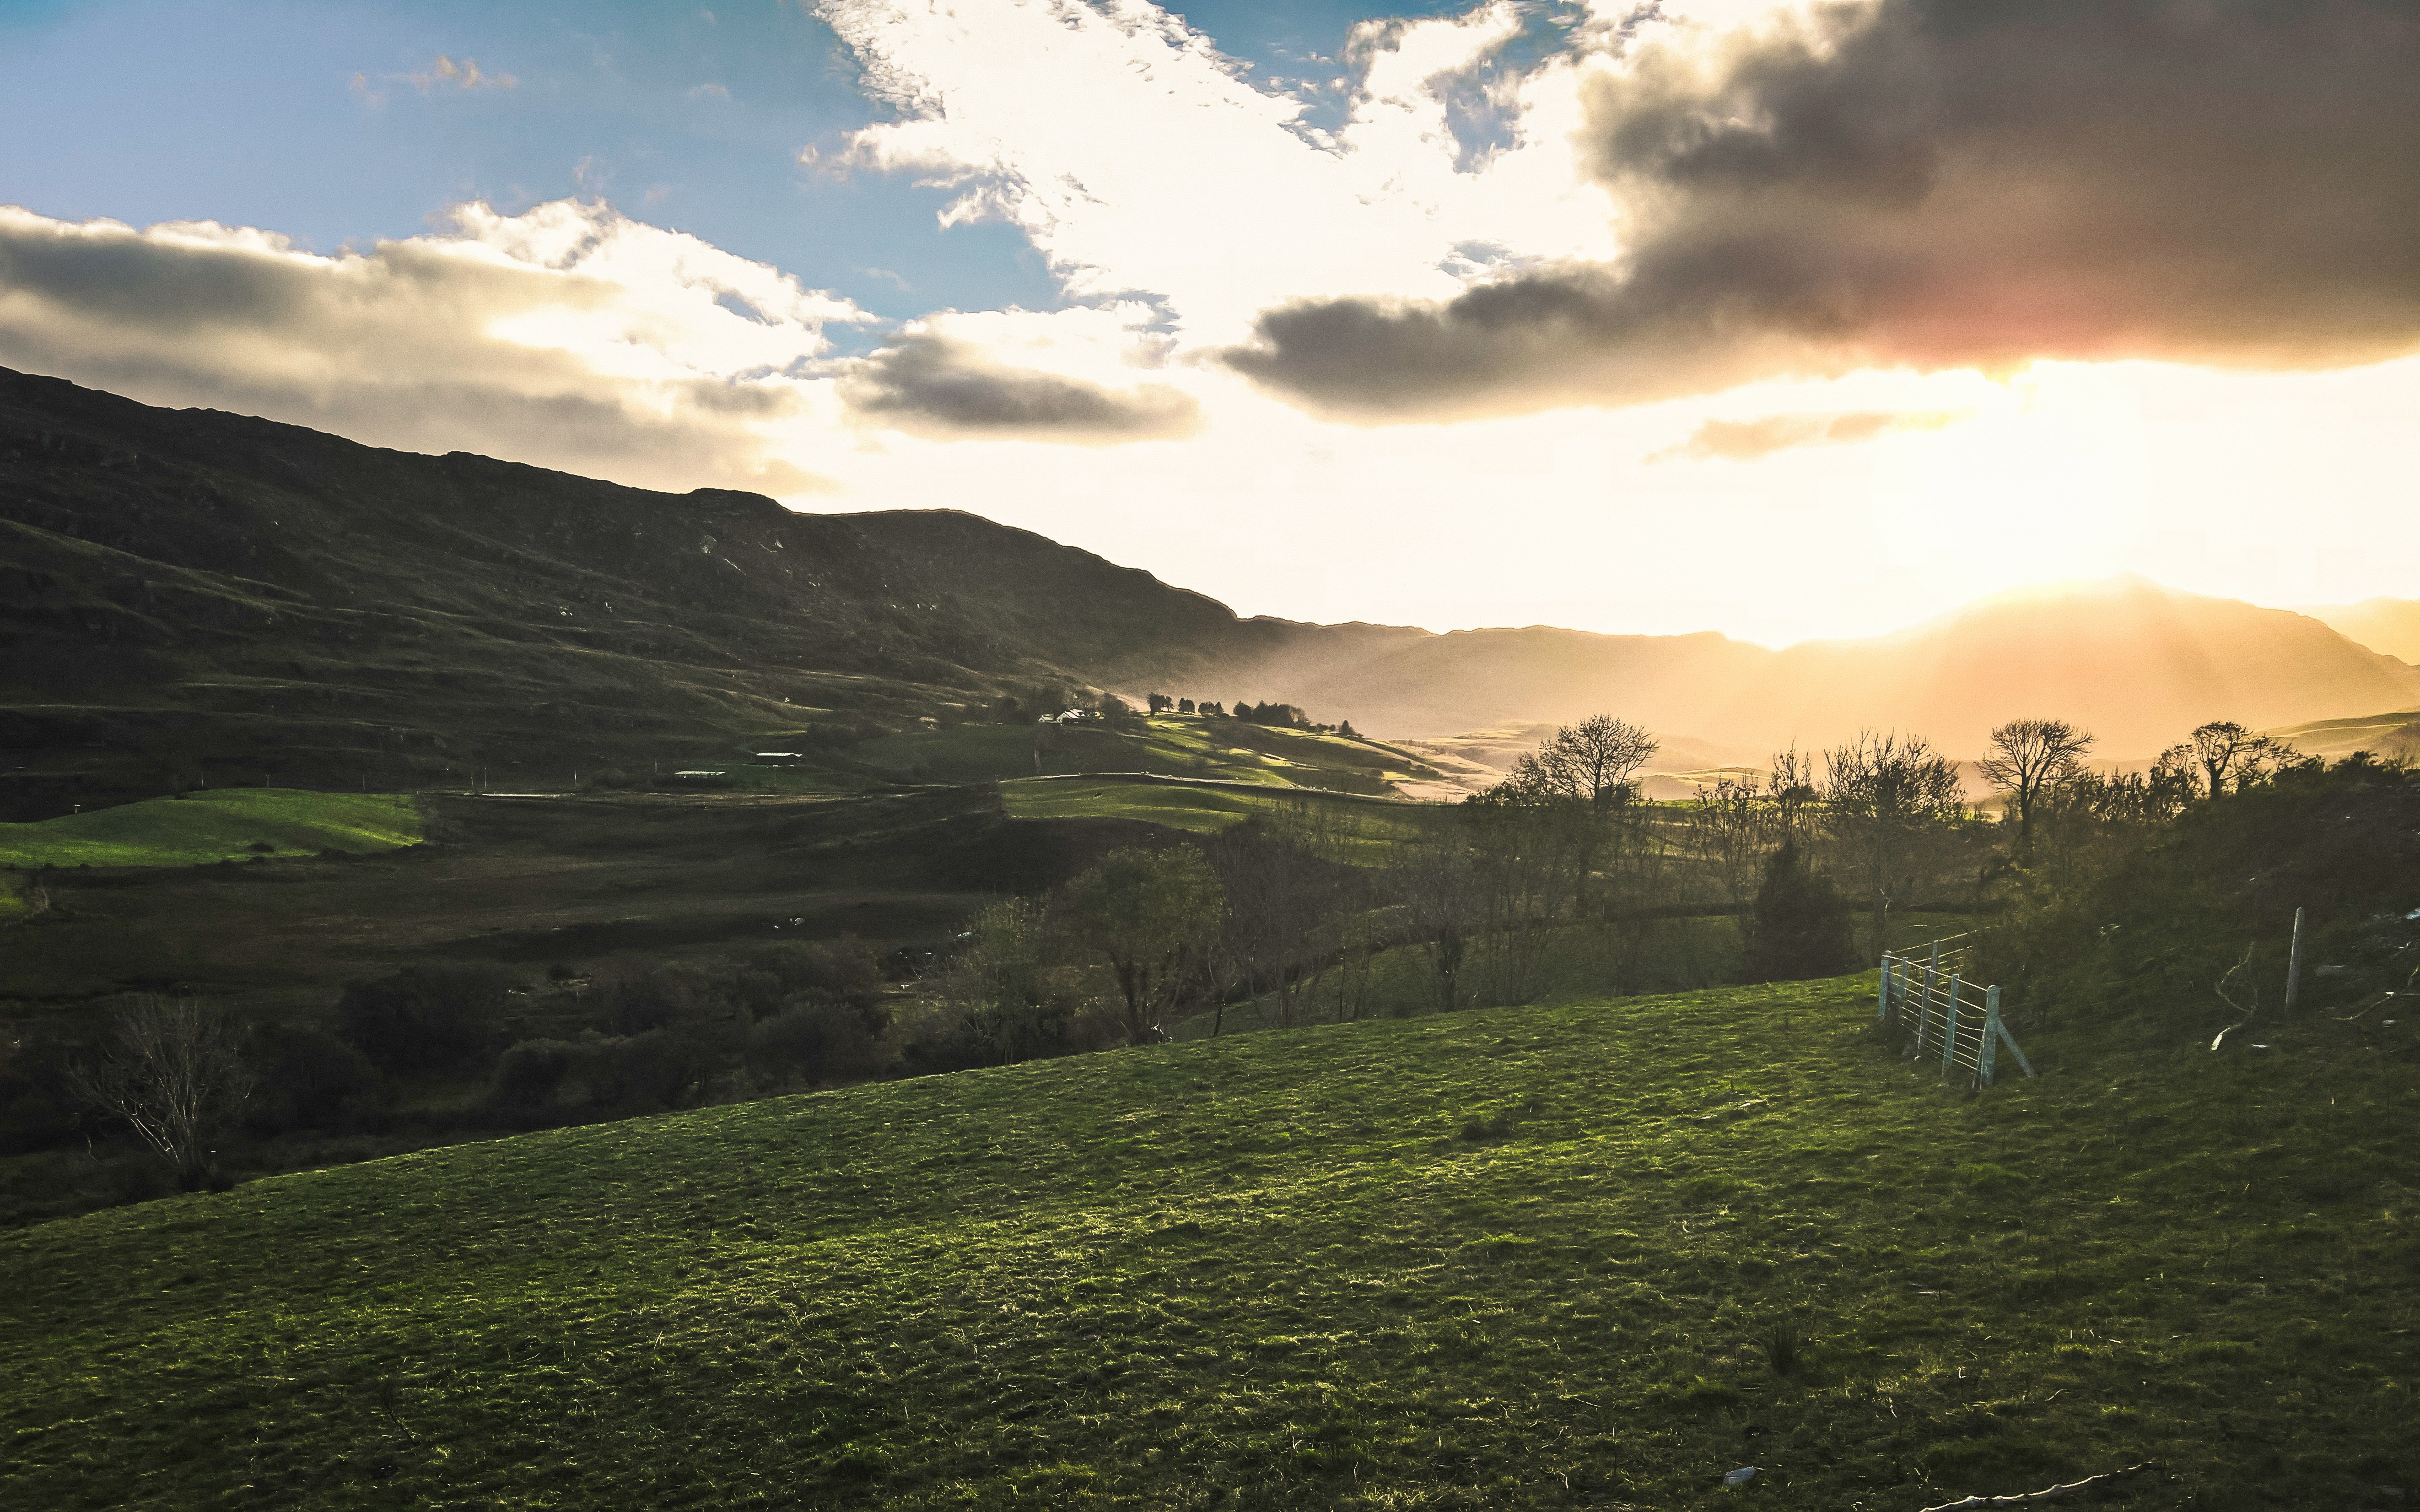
(1225, 0, 2420, 420)
(840, 335, 1201, 442)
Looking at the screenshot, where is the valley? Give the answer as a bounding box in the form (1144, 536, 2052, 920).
(2, 371, 2415, 1510)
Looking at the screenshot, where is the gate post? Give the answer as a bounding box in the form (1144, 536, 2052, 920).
(1977, 985, 2002, 1086)
(1943, 974, 1963, 1074)
(1878, 957, 1894, 1022)
(1918, 941, 1941, 1056)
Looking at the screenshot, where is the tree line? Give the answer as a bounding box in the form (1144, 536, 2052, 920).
(14, 709, 2343, 1214)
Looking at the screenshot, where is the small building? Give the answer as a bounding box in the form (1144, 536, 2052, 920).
(753, 752, 804, 766)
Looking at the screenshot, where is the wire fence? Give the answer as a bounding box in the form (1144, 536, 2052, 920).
(1878, 935, 2035, 1087)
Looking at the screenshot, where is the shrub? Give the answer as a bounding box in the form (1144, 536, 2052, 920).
(491, 1039, 578, 1113)
(748, 1000, 881, 1087)
(579, 1029, 720, 1113)
(1740, 839, 1857, 982)
(0, 1025, 82, 1155)
(244, 1022, 385, 1135)
(745, 939, 887, 1022)
(335, 963, 513, 1075)
(590, 960, 746, 1035)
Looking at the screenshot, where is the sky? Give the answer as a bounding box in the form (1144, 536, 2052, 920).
(1, 0, 2414, 647)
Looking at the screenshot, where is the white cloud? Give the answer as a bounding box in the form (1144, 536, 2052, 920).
(412, 55, 516, 93)
(7, 2, 2415, 648)
(0, 199, 864, 496)
(817, 0, 1618, 343)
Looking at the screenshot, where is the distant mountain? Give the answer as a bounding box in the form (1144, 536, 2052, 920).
(1200, 579, 2417, 758)
(2297, 597, 2418, 665)
(3, 369, 2408, 819)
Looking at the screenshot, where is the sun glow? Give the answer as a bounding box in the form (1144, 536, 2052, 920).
(1867, 364, 2150, 596)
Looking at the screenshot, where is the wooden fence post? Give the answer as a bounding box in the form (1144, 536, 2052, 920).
(1943, 974, 1963, 1075)
(1878, 957, 1894, 1022)
(1978, 985, 2002, 1086)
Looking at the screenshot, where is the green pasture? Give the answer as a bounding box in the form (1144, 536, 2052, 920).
(0, 789, 424, 870)
(1189, 911, 1987, 1034)
(1002, 776, 1435, 861)
(1001, 776, 1272, 832)
(3, 974, 2411, 1510)
(856, 716, 1427, 795)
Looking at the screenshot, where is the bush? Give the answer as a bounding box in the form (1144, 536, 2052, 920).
(335, 963, 513, 1075)
(0, 1026, 81, 1155)
(244, 1022, 385, 1135)
(579, 1029, 721, 1113)
(1740, 840, 1857, 982)
(748, 1000, 882, 1087)
(590, 960, 752, 1035)
(491, 1039, 578, 1113)
(745, 939, 887, 1022)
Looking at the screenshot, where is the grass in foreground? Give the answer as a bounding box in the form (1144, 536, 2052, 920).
(0, 789, 423, 868)
(2, 976, 2411, 1509)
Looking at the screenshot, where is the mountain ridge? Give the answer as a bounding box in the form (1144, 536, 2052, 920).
(1, 367, 2409, 818)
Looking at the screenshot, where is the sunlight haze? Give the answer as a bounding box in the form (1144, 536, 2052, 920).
(3, 0, 2412, 645)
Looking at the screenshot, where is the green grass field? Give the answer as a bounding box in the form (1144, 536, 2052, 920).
(1001, 776, 1435, 862)
(3, 975, 2410, 1510)
(0, 789, 424, 869)
(1000, 776, 1278, 831)
(858, 715, 1431, 796)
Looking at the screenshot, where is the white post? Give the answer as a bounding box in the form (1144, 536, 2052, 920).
(2283, 906, 2306, 1019)
(1918, 940, 1941, 1056)
(1943, 974, 1963, 1075)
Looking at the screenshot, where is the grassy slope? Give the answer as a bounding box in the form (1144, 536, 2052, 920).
(1000, 776, 1431, 856)
(2260, 707, 2420, 760)
(3, 979, 2412, 1510)
(0, 789, 422, 867)
(0, 789, 1156, 1016)
(860, 715, 1433, 796)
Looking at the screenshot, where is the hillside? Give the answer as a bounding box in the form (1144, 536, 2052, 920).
(0, 785, 1183, 1018)
(4, 370, 2408, 823)
(2298, 596, 2419, 665)
(0, 369, 1132, 816)
(3, 973, 2411, 1510)
(1251, 579, 2416, 756)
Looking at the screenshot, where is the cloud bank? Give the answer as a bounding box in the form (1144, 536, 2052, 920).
(1226, 0, 2420, 420)
(0, 199, 858, 495)
(840, 334, 1200, 442)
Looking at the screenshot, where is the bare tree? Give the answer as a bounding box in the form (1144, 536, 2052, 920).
(1687, 775, 1776, 913)
(1394, 818, 1476, 1012)
(67, 998, 254, 1190)
(1065, 846, 1224, 1044)
(1461, 780, 1578, 1006)
(1766, 744, 1820, 840)
(1515, 715, 1661, 810)
(1822, 731, 1968, 956)
(2162, 720, 2299, 800)
(1978, 719, 2095, 844)
(1505, 715, 1660, 914)
(1204, 820, 1334, 1029)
